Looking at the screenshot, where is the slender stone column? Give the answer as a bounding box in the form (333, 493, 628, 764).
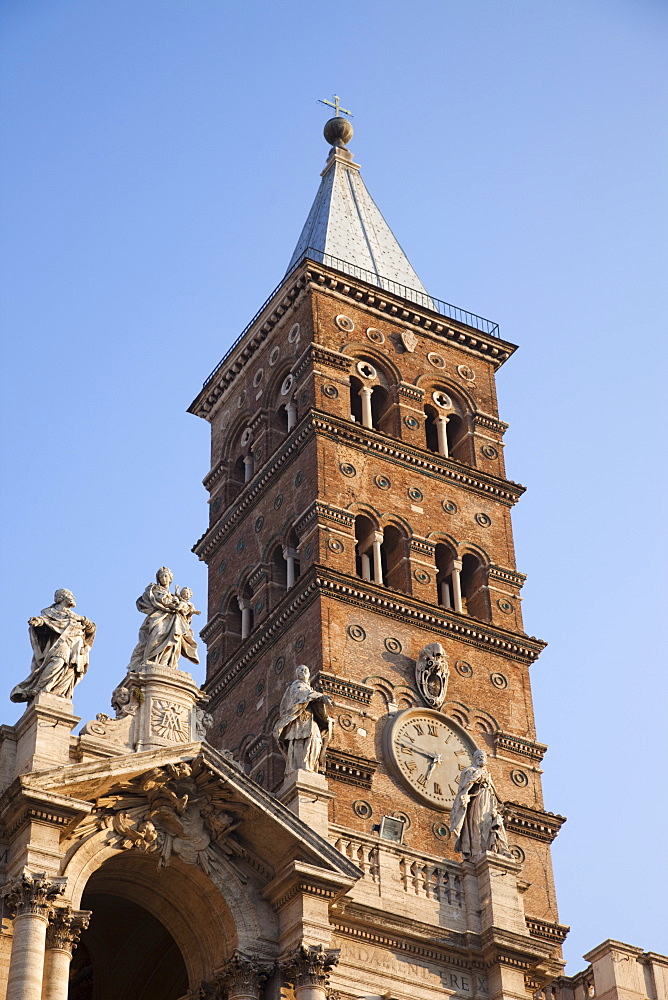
(372, 532, 384, 586)
(450, 559, 463, 613)
(360, 551, 371, 582)
(243, 455, 254, 483)
(286, 401, 297, 431)
(283, 547, 297, 589)
(239, 598, 252, 639)
(436, 414, 450, 457)
(2, 872, 66, 1000)
(439, 578, 452, 609)
(281, 944, 339, 1000)
(359, 386, 373, 429)
(216, 952, 274, 1000)
(42, 908, 91, 1000)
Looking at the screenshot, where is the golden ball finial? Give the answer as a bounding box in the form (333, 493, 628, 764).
(324, 116, 354, 148)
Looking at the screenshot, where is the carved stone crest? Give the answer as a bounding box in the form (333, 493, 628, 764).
(415, 642, 449, 710)
(400, 330, 418, 353)
(83, 761, 246, 877)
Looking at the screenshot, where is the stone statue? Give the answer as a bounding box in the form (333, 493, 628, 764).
(415, 641, 449, 710)
(273, 665, 333, 775)
(127, 568, 200, 671)
(10, 589, 96, 703)
(450, 748, 512, 861)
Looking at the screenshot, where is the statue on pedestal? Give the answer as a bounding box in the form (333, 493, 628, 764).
(450, 748, 512, 861)
(127, 568, 200, 671)
(274, 665, 333, 775)
(10, 589, 96, 703)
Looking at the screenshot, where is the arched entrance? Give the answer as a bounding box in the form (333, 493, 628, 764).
(69, 892, 187, 1000)
(66, 847, 239, 999)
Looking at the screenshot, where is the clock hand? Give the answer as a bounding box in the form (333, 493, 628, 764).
(425, 753, 443, 780)
(397, 742, 439, 762)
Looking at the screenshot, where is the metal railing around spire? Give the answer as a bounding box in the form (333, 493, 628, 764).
(201, 248, 499, 388)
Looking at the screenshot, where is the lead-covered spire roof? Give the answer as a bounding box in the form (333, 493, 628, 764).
(286, 117, 429, 294)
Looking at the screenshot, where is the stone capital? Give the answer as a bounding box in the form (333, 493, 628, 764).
(2, 870, 67, 920)
(46, 907, 91, 954)
(216, 952, 274, 999)
(280, 944, 339, 991)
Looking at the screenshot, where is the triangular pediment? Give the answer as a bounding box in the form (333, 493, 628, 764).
(15, 742, 361, 888)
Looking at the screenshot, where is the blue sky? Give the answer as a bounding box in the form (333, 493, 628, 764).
(1, 0, 667, 971)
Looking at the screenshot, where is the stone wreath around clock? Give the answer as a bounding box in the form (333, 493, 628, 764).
(384, 707, 476, 809)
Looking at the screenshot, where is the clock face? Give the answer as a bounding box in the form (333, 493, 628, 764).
(385, 708, 474, 810)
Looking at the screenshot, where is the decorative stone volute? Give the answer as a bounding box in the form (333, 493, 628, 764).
(215, 952, 274, 1000)
(2, 871, 66, 919)
(45, 907, 91, 955)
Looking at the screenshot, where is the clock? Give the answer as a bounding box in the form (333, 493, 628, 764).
(384, 708, 475, 810)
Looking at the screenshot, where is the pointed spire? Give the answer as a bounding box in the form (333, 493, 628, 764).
(286, 117, 429, 295)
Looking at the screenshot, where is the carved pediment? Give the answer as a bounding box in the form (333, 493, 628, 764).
(18, 744, 362, 892)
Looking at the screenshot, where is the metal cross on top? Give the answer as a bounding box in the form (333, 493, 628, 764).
(318, 94, 353, 119)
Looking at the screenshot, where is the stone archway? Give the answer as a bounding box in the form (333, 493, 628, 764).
(69, 892, 187, 1000)
(67, 848, 239, 997)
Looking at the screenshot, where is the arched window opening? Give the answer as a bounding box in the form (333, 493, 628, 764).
(272, 545, 288, 590)
(355, 515, 380, 584)
(460, 553, 490, 621)
(349, 376, 364, 424)
(226, 595, 243, 651)
(447, 414, 468, 462)
(435, 544, 459, 610)
(273, 403, 289, 438)
(284, 529, 301, 588)
(371, 386, 391, 433)
(424, 405, 440, 454)
(380, 525, 409, 592)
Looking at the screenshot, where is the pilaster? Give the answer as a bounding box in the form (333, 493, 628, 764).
(281, 944, 339, 1000)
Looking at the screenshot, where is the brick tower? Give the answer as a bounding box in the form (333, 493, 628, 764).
(188, 115, 568, 999)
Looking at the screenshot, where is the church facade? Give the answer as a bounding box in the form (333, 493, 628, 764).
(0, 117, 665, 1000)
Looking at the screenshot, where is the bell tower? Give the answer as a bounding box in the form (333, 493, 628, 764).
(188, 115, 568, 999)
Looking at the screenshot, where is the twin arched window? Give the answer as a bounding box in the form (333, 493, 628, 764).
(355, 520, 490, 620)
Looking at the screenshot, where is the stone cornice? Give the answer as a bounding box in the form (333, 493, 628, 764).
(304, 262, 516, 366)
(473, 412, 509, 435)
(189, 259, 517, 421)
(196, 413, 526, 559)
(316, 672, 374, 705)
(195, 422, 309, 557)
(495, 732, 547, 763)
(204, 566, 546, 708)
(189, 270, 310, 420)
(489, 565, 527, 588)
(331, 899, 472, 964)
(503, 802, 566, 843)
(397, 382, 425, 402)
(0, 782, 93, 841)
(294, 501, 355, 539)
(293, 343, 352, 384)
(325, 749, 377, 789)
(310, 411, 525, 506)
(409, 537, 436, 557)
(525, 916, 570, 945)
(316, 568, 545, 662)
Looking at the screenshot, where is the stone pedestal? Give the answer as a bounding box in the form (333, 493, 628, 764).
(131, 662, 207, 752)
(14, 696, 79, 776)
(473, 851, 527, 936)
(276, 770, 333, 838)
